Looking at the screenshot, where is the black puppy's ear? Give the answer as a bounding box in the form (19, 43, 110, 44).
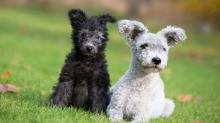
(68, 9, 87, 29)
(98, 14, 116, 25)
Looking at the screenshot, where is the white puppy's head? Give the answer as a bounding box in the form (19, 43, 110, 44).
(118, 20, 187, 72)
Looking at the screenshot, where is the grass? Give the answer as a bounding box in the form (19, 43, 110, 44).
(0, 6, 220, 123)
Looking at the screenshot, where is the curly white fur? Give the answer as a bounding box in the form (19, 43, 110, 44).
(107, 20, 187, 122)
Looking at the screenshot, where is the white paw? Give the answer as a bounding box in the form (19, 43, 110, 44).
(161, 99, 175, 117)
(107, 110, 123, 122)
(132, 117, 149, 123)
(109, 115, 123, 122)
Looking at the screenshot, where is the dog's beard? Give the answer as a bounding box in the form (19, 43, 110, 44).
(85, 52, 96, 56)
(141, 63, 165, 73)
(142, 66, 158, 72)
(80, 48, 98, 57)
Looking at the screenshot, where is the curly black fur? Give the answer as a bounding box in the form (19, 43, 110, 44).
(50, 9, 116, 113)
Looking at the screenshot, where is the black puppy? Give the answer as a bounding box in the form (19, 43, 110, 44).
(51, 9, 116, 113)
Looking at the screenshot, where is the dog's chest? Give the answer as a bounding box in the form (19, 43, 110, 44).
(124, 84, 150, 110)
(123, 77, 164, 117)
(72, 60, 106, 85)
(74, 60, 102, 74)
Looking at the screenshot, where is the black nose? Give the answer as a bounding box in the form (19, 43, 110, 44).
(86, 46, 93, 52)
(152, 57, 161, 65)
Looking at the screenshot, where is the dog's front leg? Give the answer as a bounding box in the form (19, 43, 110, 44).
(107, 88, 127, 121)
(107, 96, 124, 121)
(161, 98, 175, 117)
(89, 87, 110, 113)
(89, 71, 110, 113)
(51, 81, 73, 107)
(132, 100, 154, 123)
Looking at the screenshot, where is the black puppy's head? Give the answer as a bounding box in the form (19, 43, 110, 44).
(68, 9, 116, 56)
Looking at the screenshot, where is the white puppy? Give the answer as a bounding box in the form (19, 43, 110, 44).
(107, 20, 187, 122)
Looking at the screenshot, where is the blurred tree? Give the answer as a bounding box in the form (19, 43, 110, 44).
(127, 0, 152, 18)
(180, 0, 220, 29)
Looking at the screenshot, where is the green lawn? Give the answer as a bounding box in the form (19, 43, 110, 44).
(0, 6, 220, 123)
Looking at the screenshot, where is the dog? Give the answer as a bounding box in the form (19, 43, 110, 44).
(107, 20, 187, 122)
(50, 9, 116, 113)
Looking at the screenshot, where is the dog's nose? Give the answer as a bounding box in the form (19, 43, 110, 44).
(86, 46, 93, 52)
(152, 57, 161, 65)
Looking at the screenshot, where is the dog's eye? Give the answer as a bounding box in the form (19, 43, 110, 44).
(163, 47, 166, 51)
(140, 43, 148, 49)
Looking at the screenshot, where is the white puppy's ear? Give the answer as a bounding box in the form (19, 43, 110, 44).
(157, 26, 187, 47)
(118, 20, 148, 42)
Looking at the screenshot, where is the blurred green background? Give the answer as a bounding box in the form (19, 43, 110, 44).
(0, 0, 220, 123)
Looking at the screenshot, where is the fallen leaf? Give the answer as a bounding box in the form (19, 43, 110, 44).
(0, 84, 19, 93)
(176, 94, 193, 102)
(4, 84, 19, 92)
(1, 69, 11, 80)
(188, 51, 203, 62)
(0, 84, 6, 93)
(194, 119, 202, 123)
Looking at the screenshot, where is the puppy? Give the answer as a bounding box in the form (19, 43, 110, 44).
(107, 20, 186, 122)
(51, 9, 116, 113)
